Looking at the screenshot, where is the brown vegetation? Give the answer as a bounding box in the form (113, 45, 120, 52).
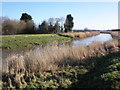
(58, 32, 100, 39)
(100, 31, 119, 38)
(2, 17, 35, 35)
(2, 18, 26, 35)
(2, 39, 119, 89)
(3, 39, 119, 75)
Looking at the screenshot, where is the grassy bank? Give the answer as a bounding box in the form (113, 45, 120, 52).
(2, 51, 120, 89)
(2, 39, 119, 89)
(1, 32, 100, 50)
(3, 39, 118, 73)
(1, 34, 73, 49)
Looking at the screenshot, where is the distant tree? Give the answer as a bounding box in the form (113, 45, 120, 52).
(0, 17, 2, 34)
(54, 22, 60, 33)
(84, 27, 89, 31)
(48, 18, 54, 26)
(48, 24, 54, 33)
(47, 18, 55, 33)
(2, 18, 18, 34)
(23, 20, 35, 34)
(20, 13, 32, 22)
(60, 26, 64, 32)
(2, 17, 26, 35)
(55, 18, 60, 23)
(17, 20, 26, 33)
(2, 15, 35, 34)
(38, 21, 49, 34)
(20, 13, 36, 34)
(37, 17, 65, 34)
(59, 17, 65, 26)
(59, 17, 65, 32)
(64, 14, 74, 32)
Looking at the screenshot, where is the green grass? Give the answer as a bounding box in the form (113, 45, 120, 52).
(1, 34, 73, 49)
(1, 34, 55, 37)
(71, 51, 120, 89)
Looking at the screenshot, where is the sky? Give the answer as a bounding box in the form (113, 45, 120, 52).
(2, 2, 118, 30)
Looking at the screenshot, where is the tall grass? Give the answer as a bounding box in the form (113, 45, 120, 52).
(58, 32, 100, 39)
(3, 39, 119, 74)
(100, 31, 119, 38)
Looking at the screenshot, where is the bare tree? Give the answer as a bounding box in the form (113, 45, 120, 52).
(59, 17, 65, 26)
(2, 17, 26, 34)
(48, 18, 55, 26)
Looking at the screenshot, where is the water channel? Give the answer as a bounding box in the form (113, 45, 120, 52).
(2, 33, 113, 59)
(73, 33, 113, 46)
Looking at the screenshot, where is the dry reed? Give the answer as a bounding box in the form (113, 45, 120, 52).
(100, 31, 119, 38)
(3, 39, 119, 74)
(58, 32, 100, 39)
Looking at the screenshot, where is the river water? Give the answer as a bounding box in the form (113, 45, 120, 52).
(73, 33, 113, 46)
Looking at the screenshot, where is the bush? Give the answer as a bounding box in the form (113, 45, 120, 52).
(2, 17, 26, 35)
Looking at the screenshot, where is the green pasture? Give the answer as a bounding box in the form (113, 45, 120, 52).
(1, 34, 73, 49)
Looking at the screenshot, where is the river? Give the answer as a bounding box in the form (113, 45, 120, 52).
(73, 33, 113, 46)
(2, 33, 113, 59)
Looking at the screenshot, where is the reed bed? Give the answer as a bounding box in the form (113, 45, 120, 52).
(3, 39, 119, 74)
(58, 32, 100, 39)
(100, 31, 119, 38)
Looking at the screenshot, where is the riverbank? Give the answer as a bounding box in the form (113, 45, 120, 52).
(1, 32, 100, 50)
(2, 39, 119, 89)
(3, 51, 120, 89)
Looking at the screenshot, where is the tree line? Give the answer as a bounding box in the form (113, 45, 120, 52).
(1, 13, 74, 35)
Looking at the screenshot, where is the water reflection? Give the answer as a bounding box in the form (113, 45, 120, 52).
(73, 33, 113, 46)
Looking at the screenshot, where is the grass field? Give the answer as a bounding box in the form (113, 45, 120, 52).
(1, 32, 101, 50)
(1, 34, 73, 49)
